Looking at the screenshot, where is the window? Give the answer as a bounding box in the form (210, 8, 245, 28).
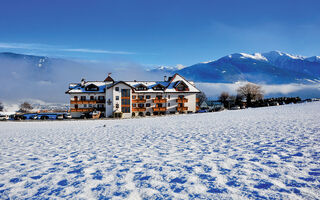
(90, 96, 94, 100)
(115, 87, 119, 91)
(121, 89, 130, 97)
(157, 103, 163, 108)
(175, 82, 189, 91)
(168, 103, 170, 106)
(138, 103, 144, 108)
(116, 96, 119, 100)
(122, 99, 130, 105)
(75, 104, 78, 109)
(81, 96, 86, 101)
(122, 107, 130, 113)
(146, 103, 150, 107)
(168, 95, 170, 99)
(152, 84, 165, 91)
(135, 84, 148, 91)
(146, 95, 150, 99)
(132, 104, 136, 107)
(178, 95, 184, 99)
(74, 96, 78, 101)
(132, 95, 136, 99)
(85, 84, 99, 91)
(98, 96, 105, 100)
(138, 95, 144, 100)
(84, 104, 87, 108)
(156, 95, 163, 99)
(89, 104, 93, 108)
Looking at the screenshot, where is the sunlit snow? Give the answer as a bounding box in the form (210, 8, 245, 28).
(0, 102, 319, 199)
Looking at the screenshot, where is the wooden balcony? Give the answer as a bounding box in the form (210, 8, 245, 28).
(153, 107, 167, 112)
(132, 99, 146, 103)
(70, 108, 94, 112)
(153, 99, 167, 103)
(176, 98, 188, 103)
(70, 100, 105, 104)
(176, 107, 188, 111)
(132, 108, 146, 112)
(196, 98, 200, 103)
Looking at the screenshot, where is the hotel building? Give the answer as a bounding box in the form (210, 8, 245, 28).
(65, 73, 201, 118)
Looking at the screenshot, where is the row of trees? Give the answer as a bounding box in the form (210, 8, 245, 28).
(219, 83, 264, 108)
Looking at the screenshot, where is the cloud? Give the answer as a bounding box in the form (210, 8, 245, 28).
(0, 42, 135, 55)
(61, 48, 134, 55)
(197, 82, 320, 99)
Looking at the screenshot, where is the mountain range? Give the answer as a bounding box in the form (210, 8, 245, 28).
(0, 51, 320, 104)
(153, 51, 320, 84)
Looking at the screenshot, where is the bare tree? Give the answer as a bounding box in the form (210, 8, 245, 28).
(197, 91, 207, 106)
(219, 91, 229, 108)
(0, 102, 3, 112)
(237, 83, 264, 107)
(20, 102, 33, 113)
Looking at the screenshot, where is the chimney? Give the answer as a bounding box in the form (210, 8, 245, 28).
(81, 78, 85, 87)
(164, 75, 167, 82)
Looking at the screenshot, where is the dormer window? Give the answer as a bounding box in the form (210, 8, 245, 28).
(152, 83, 165, 91)
(85, 84, 99, 91)
(174, 81, 189, 91)
(135, 84, 148, 91)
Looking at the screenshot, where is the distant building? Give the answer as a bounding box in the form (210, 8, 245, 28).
(200, 100, 223, 111)
(65, 73, 201, 118)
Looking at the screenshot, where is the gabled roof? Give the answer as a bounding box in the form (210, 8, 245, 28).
(65, 81, 108, 94)
(164, 73, 200, 93)
(104, 75, 114, 82)
(134, 83, 148, 90)
(107, 81, 134, 89)
(66, 73, 200, 94)
(152, 83, 166, 90)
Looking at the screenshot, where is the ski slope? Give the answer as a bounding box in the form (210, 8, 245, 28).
(0, 102, 319, 199)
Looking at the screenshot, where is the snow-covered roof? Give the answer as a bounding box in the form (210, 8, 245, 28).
(126, 74, 200, 93)
(66, 74, 200, 94)
(66, 81, 113, 93)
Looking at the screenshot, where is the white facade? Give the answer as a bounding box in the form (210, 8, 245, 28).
(66, 74, 200, 118)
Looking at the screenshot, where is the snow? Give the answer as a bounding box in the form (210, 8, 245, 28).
(228, 53, 268, 61)
(240, 53, 268, 61)
(0, 102, 320, 199)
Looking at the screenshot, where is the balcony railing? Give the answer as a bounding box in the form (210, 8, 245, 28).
(176, 107, 188, 111)
(153, 107, 167, 112)
(132, 99, 146, 103)
(70, 108, 94, 112)
(132, 108, 146, 112)
(176, 98, 188, 103)
(153, 99, 167, 103)
(71, 100, 105, 104)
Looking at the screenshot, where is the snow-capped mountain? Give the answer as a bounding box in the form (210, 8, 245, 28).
(170, 51, 320, 84)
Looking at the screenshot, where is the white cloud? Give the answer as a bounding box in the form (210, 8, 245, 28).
(0, 42, 135, 55)
(197, 82, 320, 99)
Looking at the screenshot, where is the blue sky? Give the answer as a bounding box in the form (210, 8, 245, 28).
(0, 0, 319, 67)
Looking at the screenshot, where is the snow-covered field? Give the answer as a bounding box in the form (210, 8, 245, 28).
(0, 103, 320, 199)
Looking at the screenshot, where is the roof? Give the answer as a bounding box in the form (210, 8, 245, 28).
(107, 81, 135, 89)
(66, 73, 200, 94)
(104, 75, 114, 82)
(66, 81, 113, 94)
